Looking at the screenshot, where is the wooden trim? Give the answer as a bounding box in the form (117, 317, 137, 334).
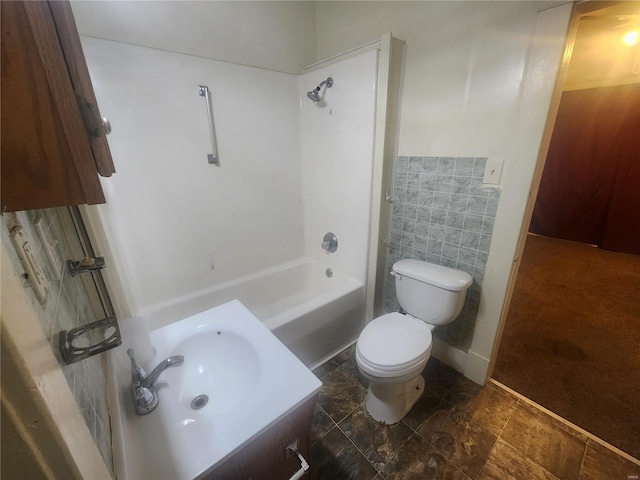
(48, 0, 115, 177)
(0, 0, 110, 211)
(21, 0, 105, 204)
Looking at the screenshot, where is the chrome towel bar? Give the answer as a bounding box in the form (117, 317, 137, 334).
(198, 85, 219, 166)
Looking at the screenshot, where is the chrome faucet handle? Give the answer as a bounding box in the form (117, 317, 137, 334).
(133, 385, 154, 404)
(127, 349, 184, 415)
(131, 384, 158, 415)
(127, 348, 147, 383)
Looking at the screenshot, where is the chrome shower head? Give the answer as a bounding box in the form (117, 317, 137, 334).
(307, 90, 321, 102)
(307, 77, 333, 103)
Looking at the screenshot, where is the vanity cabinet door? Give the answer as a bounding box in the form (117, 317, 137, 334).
(1, 0, 115, 213)
(204, 395, 317, 480)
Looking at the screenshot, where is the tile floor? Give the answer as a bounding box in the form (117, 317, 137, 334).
(309, 345, 640, 480)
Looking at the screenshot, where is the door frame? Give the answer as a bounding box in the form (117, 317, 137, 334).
(483, 1, 632, 380)
(458, 2, 575, 384)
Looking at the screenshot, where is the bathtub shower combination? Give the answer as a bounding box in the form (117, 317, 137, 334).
(141, 259, 366, 367)
(86, 33, 404, 371)
(85, 32, 404, 478)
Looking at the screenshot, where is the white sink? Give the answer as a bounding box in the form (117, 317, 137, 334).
(107, 300, 322, 480)
(172, 330, 261, 417)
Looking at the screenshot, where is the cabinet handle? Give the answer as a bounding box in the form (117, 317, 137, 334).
(286, 440, 309, 480)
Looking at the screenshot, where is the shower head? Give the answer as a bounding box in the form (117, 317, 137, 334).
(307, 77, 333, 103)
(307, 90, 321, 103)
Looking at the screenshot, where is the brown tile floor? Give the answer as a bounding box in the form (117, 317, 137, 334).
(309, 345, 640, 480)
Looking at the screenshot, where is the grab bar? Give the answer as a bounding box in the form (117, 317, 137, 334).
(198, 85, 220, 166)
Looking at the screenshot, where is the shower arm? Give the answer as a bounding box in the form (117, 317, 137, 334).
(317, 78, 333, 91)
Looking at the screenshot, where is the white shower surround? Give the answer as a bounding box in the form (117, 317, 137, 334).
(83, 37, 382, 364)
(298, 50, 378, 286)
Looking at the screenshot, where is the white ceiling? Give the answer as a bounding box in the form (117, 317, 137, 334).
(565, 2, 640, 89)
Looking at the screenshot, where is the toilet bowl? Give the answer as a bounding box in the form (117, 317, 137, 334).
(356, 260, 472, 424)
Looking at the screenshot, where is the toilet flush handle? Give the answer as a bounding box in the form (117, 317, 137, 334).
(390, 270, 402, 280)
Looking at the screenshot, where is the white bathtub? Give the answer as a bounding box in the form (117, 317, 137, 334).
(139, 258, 366, 367)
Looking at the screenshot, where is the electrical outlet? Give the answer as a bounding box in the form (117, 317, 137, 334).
(483, 158, 504, 185)
(10, 226, 49, 305)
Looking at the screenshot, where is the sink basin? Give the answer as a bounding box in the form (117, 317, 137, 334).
(107, 300, 322, 480)
(171, 330, 261, 416)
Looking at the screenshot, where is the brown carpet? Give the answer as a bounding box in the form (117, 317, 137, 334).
(492, 234, 640, 459)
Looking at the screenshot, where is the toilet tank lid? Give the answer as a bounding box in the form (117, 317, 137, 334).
(393, 259, 472, 291)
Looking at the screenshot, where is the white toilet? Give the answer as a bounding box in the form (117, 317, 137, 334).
(356, 259, 472, 424)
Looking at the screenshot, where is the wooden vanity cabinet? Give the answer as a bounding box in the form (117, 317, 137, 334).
(203, 395, 317, 480)
(1, 0, 115, 212)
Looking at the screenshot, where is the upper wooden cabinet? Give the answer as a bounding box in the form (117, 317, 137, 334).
(1, 0, 115, 212)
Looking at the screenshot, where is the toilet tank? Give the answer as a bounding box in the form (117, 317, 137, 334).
(392, 260, 472, 326)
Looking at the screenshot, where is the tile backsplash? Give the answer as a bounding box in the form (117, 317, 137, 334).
(384, 156, 501, 351)
(1, 209, 114, 477)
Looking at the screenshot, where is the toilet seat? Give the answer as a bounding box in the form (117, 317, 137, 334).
(357, 312, 432, 377)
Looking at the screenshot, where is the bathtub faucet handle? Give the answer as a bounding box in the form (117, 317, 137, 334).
(322, 232, 338, 253)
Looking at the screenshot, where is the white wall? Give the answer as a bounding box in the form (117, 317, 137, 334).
(315, 1, 572, 381)
(316, 1, 551, 158)
(82, 37, 304, 314)
(78, 1, 574, 382)
(299, 50, 379, 283)
(71, 1, 317, 74)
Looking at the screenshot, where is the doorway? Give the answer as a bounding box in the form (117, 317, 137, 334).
(492, 2, 640, 460)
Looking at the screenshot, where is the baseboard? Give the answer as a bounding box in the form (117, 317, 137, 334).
(463, 348, 491, 386)
(431, 337, 467, 374)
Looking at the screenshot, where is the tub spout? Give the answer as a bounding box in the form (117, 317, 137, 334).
(127, 348, 184, 415)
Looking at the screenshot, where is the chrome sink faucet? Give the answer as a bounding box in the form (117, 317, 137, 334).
(127, 348, 184, 415)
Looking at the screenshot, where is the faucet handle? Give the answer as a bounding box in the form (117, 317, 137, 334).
(133, 385, 154, 404)
(131, 384, 158, 414)
(127, 348, 147, 382)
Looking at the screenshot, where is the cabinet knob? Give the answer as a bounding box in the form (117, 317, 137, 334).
(101, 117, 112, 136)
(79, 102, 112, 137)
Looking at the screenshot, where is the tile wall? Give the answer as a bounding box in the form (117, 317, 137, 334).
(384, 156, 501, 351)
(1, 209, 114, 477)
